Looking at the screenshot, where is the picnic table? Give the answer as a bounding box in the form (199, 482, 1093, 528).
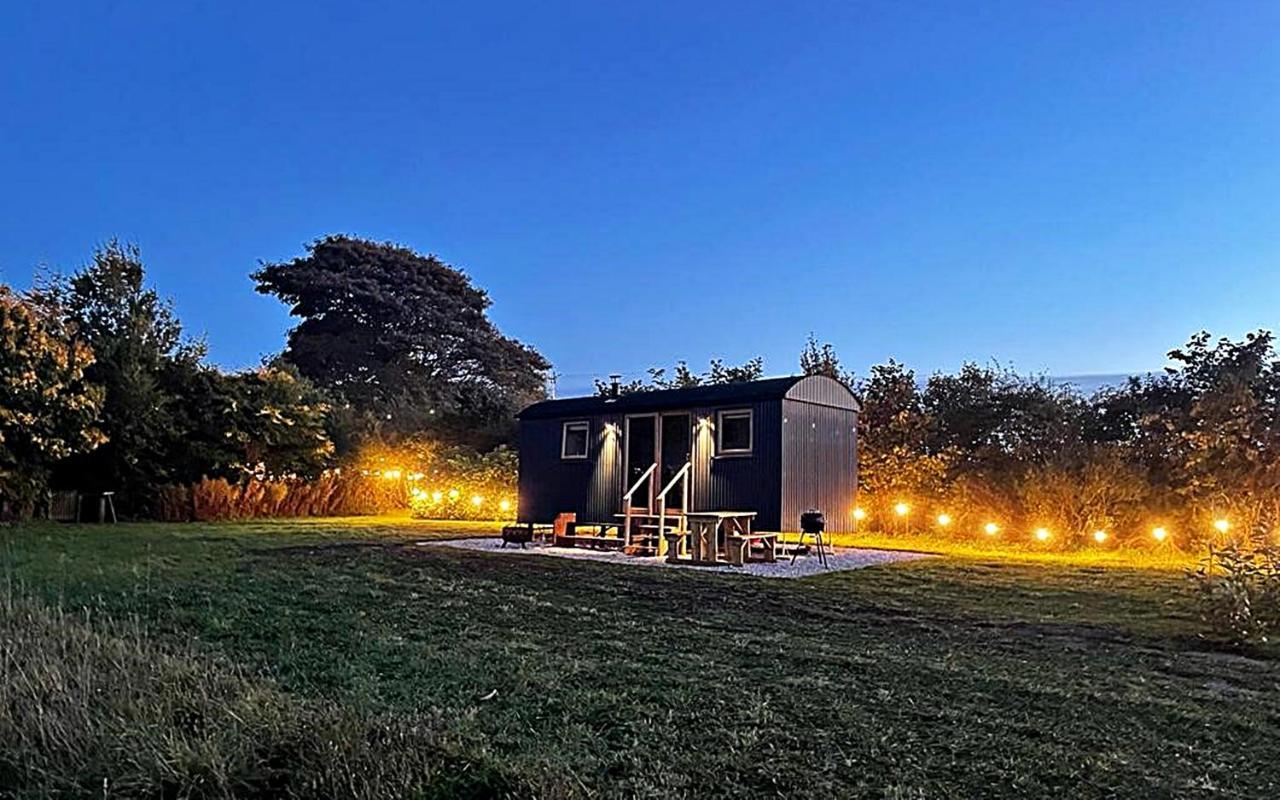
(676, 511, 759, 565)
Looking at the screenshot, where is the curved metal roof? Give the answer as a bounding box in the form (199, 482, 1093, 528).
(519, 375, 858, 419)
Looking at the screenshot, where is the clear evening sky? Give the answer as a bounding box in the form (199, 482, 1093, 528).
(2, 2, 1277, 396)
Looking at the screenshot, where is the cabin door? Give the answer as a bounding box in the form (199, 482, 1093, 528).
(624, 415, 657, 511)
(659, 414, 692, 511)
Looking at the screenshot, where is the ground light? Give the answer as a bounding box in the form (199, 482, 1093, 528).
(984, 522, 1000, 536)
(852, 507, 867, 521)
(1093, 530, 1108, 543)
(471, 495, 483, 507)
(894, 502, 910, 516)
(448, 489, 460, 501)
(431, 491, 443, 503)
(937, 513, 952, 527)
(1152, 526, 1168, 543)
(1034, 527, 1051, 542)
(499, 499, 511, 512)
(1214, 518, 1231, 534)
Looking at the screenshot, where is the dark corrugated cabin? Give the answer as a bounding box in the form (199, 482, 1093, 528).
(517, 375, 859, 534)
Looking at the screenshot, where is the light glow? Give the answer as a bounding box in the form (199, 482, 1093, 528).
(1152, 526, 1168, 542)
(1093, 530, 1108, 543)
(448, 489, 460, 501)
(381, 469, 402, 480)
(937, 513, 952, 527)
(1213, 518, 1230, 534)
(894, 502, 910, 517)
(984, 522, 1000, 536)
(852, 507, 867, 521)
(1034, 527, 1051, 542)
(471, 494, 483, 506)
(430, 491, 443, 503)
(499, 499, 511, 512)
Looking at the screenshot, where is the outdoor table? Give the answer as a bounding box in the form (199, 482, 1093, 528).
(682, 511, 757, 565)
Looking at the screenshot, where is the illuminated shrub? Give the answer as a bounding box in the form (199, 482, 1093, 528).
(1190, 543, 1280, 646)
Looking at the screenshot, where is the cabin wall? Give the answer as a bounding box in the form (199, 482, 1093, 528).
(780, 399, 858, 533)
(517, 413, 624, 523)
(689, 400, 784, 531)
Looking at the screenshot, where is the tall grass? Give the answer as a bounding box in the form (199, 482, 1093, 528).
(0, 589, 538, 799)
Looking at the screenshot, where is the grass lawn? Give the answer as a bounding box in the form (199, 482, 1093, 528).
(3, 516, 1278, 798)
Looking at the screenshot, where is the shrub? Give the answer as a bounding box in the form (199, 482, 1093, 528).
(0, 591, 535, 798)
(1189, 542, 1280, 646)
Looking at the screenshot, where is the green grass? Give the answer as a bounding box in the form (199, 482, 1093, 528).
(3, 517, 1278, 798)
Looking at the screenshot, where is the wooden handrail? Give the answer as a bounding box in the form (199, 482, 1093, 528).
(623, 462, 657, 548)
(657, 461, 693, 550)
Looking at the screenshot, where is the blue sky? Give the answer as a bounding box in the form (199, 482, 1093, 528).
(2, 2, 1277, 396)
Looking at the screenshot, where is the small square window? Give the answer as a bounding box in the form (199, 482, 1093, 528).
(561, 421, 590, 459)
(717, 409, 752, 455)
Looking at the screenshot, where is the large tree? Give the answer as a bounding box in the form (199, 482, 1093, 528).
(44, 241, 200, 505)
(254, 236, 549, 447)
(0, 286, 105, 516)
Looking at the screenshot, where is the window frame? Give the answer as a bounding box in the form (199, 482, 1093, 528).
(716, 408, 754, 456)
(560, 420, 591, 460)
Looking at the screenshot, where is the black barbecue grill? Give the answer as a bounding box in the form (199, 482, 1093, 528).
(793, 509, 830, 567)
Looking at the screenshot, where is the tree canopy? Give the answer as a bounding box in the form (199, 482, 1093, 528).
(254, 236, 549, 447)
(0, 287, 104, 516)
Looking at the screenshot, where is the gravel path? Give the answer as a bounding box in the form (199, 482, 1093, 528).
(416, 537, 932, 578)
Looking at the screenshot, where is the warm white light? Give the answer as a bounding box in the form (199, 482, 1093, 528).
(894, 502, 910, 517)
(984, 522, 999, 536)
(936, 513, 952, 527)
(852, 507, 867, 521)
(1152, 526, 1168, 542)
(431, 491, 443, 503)
(1034, 527, 1051, 542)
(471, 495, 483, 506)
(499, 499, 511, 512)
(448, 489, 460, 501)
(1093, 530, 1108, 543)
(1213, 518, 1230, 534)
(381, 469, 402, 480)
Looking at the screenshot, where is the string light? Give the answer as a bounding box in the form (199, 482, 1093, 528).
(936, 513, 952, 527)
(1213, 518, 1230, 534)
(852, 507, 867, 521)
(894, 502, 910, 517)
(984, 522, 999, 536)
(431, 491, 443, 503)
(1093, 530, 1108, 543)
(448, 489, 460, 501)
(499, 499, 511, 512)
(1152, 526, 1168, 543)
(1034, 527, 1051, 542)
(471, 494, 483, 506)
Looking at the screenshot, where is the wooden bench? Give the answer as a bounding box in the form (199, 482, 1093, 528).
(726, 532, 778, 565)
(556, 522, 625, 550)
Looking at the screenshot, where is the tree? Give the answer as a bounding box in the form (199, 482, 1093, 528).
(593, 357, 765, 395)
(254, 236, 550, 448)
(43, 241, 202, 508)
(0, 286, 105, 516)
(799, 334, 851, 384)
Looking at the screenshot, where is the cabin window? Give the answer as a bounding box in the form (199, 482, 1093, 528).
(561, 421, 590, 460)
(717, 409, 753, 455)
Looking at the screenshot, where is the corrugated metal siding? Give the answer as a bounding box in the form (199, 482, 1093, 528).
(784, 375, 860, 410)
(780, 399, 858, 532)
(690, 400, 784, 531)
(517, 414, 624, 523)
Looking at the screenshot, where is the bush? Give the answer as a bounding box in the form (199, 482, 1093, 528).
(152, 473, 404, 522)
(1189, 543, 1280, 646)
(0, 591, 534, 798)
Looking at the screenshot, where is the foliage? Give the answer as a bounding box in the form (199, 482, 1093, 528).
(0, 287, 105, 516)
(254, 235, 550, 449)
(152, 473, 404, 522)
(41, 241, 203, 509)
(593, 356, 765, 395)
(1190, 541, 1280, 646)
(799, 333, 852, 384)
(854, 332, 1280, 552)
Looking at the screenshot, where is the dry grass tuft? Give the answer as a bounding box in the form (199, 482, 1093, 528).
(0, 589, 534, 799)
